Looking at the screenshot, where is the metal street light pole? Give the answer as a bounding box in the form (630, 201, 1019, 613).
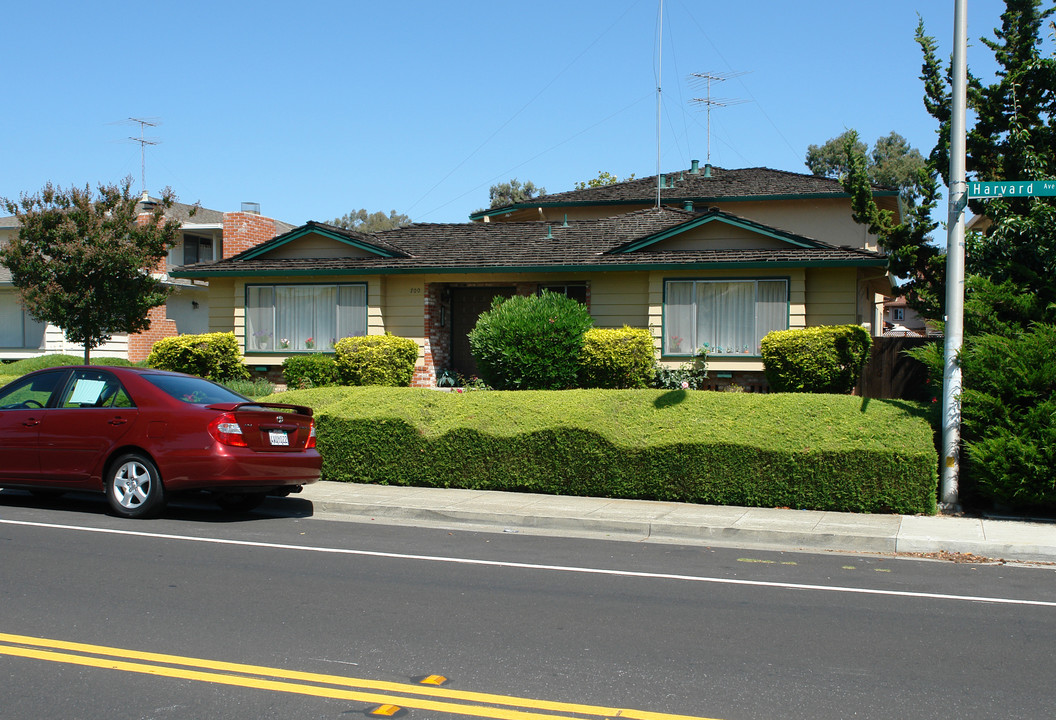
(941, 0, 968, 510)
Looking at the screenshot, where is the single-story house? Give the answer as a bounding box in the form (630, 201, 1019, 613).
(1, 196, 291, 362)
(171, 164, 894, 388)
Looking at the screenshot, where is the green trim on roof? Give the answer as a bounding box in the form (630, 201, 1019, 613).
(170, 257, 886, 279)
(240, 225, 403, 260)
(613, 212, 820, 254)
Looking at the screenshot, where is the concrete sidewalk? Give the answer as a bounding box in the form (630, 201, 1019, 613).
(292, 481, 1056, 564)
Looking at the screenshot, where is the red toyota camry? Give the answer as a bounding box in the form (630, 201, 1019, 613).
(0, 366, 321, 518)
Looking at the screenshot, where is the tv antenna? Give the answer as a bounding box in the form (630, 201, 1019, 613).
(127, 117, 161, 196)
(689, 72, 749, 166)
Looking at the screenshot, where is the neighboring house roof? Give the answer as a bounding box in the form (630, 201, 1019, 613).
(470, 165, 899, 220)
(136, 197, 226, 225)
(171, 207, 887, 278)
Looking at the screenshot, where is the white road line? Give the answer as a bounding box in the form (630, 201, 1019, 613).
(2, 518, 1054, 608)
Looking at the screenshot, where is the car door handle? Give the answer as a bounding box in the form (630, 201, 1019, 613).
(22, 418, 40, 427)
(109, 418, 129, 426)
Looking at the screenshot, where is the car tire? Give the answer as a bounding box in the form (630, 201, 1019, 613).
(106, 453, 166, 519)
(214, 492, 268, 513)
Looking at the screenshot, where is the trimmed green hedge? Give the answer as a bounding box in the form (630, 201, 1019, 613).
(275, 387, 938, 514)
(579, 326, 655, 389)
(282, 354, 340, 389)
(333, 333, 419, 386)
(146, 332, 250, 381)
(762, 325, 871, 394)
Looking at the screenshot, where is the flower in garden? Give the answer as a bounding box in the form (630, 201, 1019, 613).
(681, 381, 689, 390)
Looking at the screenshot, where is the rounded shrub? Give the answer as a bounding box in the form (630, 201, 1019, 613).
(146, 332, 250, 381)
(334, 333, 419, 386)
(468, 291, 594, 390)
(282, 354, 340, 389)
(761, 325, 871, 394)
(579, 326, 655, 389)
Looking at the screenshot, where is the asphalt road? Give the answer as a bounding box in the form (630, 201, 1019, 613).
(1, 489, 1055, 720)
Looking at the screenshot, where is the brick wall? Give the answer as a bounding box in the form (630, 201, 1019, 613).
(127, 304, 178, 363)
(412, 282, 440, 388)
(223, 212, 281, 258)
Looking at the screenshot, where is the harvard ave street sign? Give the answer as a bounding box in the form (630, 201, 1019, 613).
(968, 180, 1056, 198)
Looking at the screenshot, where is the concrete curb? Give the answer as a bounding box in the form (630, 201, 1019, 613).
(291, 482, 1056, 564)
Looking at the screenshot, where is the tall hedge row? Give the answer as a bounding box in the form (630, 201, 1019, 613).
(281, 387, 938, 515)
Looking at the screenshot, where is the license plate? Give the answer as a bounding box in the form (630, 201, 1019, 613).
(268, 430, 289, 446)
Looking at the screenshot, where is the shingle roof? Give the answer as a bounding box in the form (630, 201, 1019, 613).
(471, 165, 897, 219)
(172, 207, 886, 277)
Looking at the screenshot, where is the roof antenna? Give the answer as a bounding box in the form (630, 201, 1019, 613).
(654, 0, 663, 210)
(128, 117, 160, 197)
(689, 72, 748, 169)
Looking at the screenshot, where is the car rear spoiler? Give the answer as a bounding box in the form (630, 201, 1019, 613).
(206, 402, 314, 417)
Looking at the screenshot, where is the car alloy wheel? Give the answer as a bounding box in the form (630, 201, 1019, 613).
(107, 453, 166, 519)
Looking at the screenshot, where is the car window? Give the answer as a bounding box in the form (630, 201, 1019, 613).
(0, 370, 67, 409)
(141, 374, 249, 405)
(57, 370, 135, 409)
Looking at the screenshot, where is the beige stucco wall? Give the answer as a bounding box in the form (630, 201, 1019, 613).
(804, 267, 859, 327)
(264, 234, 380, 260)
(203, 265, 868, 377)
(531, 197, 883, 252)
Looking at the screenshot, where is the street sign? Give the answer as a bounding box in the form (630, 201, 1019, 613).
(968, 180, 1056, 198)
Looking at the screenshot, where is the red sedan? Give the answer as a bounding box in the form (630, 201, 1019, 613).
(0, 366, 321, 518)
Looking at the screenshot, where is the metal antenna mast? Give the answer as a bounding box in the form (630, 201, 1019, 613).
(655, 0, 663, 209)
(689, 72, 748, 166)
(128, 117, 160, 196)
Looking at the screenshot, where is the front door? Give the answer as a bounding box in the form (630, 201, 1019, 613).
(449, 286, 516, 379)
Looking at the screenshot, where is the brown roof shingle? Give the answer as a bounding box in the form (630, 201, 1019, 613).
(172, 208, 886, 277)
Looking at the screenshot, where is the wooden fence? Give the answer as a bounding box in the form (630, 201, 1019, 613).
(858, 336, 939, 401)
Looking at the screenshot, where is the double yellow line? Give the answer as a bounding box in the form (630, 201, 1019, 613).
(0, 632, 719, 720)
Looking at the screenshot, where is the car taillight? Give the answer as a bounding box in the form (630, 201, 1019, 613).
(208, 413, 248, 447)
(305, 420, 316, 449)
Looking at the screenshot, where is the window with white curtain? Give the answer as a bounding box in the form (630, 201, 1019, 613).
(663, 278, 788, 356)
(245, 283, 367, 352)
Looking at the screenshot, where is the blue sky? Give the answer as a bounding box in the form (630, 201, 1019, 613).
(1, 1, 1035, 225)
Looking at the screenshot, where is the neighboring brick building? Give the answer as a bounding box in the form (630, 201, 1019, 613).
(0, 197, 292, 362)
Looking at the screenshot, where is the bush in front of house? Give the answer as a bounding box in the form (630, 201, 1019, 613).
(911, 323, 1056, 511)
(761, 325, 871, 394)
(146, 332, 250, 381)
(468, 291, 594, 390)
(282, 354, 340, 389)
(274, 386, 938, 515)
(579, 327, 655, 389)
(653, 346, 710, 390)
(333, 333, 419, 386)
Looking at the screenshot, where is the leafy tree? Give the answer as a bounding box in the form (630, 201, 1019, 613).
(574, 170, 636, 190)
(488, 178, 546, 209)
(841, 2, 1056, 329)
(851, 1, 1056, 511)
(329, 209, 411, 233)
(806, 130, 926, 205)
(843, 129, 946, 320)
(805, 130, 867, 181)
(1, 178, 183, 363)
